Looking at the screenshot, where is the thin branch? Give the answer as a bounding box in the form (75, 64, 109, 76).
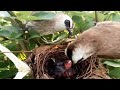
(0, 51, 32, 53)
(7, 11, 25, 29)
(94, 11, 98, 25)
(19, 40, 30, 56)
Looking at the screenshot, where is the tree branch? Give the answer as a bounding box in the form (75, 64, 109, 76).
(7, 11, 26, 29)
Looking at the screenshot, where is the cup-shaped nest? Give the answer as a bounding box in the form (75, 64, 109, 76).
(25, 44, 111, 79)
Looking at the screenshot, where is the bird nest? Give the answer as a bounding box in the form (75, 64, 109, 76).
(25, 44, 111, 79)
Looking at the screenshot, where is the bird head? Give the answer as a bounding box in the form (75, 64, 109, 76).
(26, 12, 74, 36)
(65, 32, 98, 64)
(53, 13, 74, 37)
(45, 58, 73, 79)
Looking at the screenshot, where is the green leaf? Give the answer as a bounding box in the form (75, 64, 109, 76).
(28, 30, 40, 39)
(72, 15, 82, 24)
(0, 26, 23, 39)
(32, 12, 56, 20)
(27, 39, 36, 50)
(72, 15, 84, 31)
(0, 60, 9, 68)
(28, 34, 40, 39)
(15, 11, 32, 16)
(0, 60, 17, 79)
(72, 15, 94, 33)
(3, 17, 19, 26)
(84, 20, 94, 30)
(97, 13, 105, 21)
(5, 42, 18, 51)
(40, 31, 67, 44)
(52, 33, 61, 41)
(16, 15, 39, 21)
(9, 32, 22, 39)
(55, 32, 67, 40)
(12, 11, 39, 21)
(1, 26, 21, 33)
(94, 13, 105, 21)
(0, 29, 11, 37)
(42, 34, 53, 41)
(112, 14, 120, 21)
(0, 68, 17, 79)
(107, 66, 120, 79)
(66, 11, 83, 16)
(103, 60, 120, 67)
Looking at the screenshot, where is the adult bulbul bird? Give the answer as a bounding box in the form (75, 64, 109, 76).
(26, 13, 74, 36)
(65, 21, 120, 64)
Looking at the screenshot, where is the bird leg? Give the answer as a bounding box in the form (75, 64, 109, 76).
(0, 44, 31, 79)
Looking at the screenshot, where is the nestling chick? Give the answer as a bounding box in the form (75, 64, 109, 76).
(45, 58, 73, 79)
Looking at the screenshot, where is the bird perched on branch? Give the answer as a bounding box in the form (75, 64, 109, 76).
(65, 21, 120, 64)
(26, 13, 74, 37)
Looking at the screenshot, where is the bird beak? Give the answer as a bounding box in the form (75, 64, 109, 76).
(66, 27, 72, 38)
(67, 23, 74, 37)
(77, 58, 84, 64)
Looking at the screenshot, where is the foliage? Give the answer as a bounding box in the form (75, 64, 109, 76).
(0, 11, 120, 79)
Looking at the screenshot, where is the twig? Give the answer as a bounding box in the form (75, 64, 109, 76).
(7, 11, 25, 29)
(19, 40, 30, 56)
(94, 11, 98, 25)
(0, 51, 32, 53)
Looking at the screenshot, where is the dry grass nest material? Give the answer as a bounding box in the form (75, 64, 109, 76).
(25, 44, 111, 79)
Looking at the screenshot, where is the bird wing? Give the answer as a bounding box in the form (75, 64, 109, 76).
(27, 20, 55, 35)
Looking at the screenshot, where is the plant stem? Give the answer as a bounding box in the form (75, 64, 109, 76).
(95, 11, 98, 25)
(19, 40, 30, 56)
(7, 11, 25, 29)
